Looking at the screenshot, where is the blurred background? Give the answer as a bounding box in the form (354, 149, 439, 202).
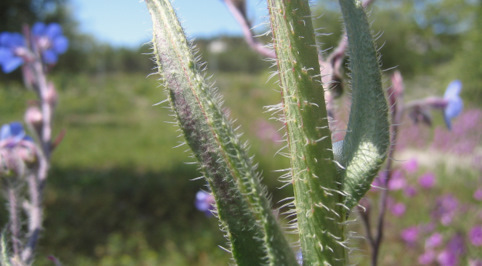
(0, 0, 481, 265)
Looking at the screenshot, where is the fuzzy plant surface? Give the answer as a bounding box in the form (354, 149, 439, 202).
(145, 0, 389, 265)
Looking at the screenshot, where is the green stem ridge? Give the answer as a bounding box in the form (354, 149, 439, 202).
(146, 0, 297, 265)
(267, 0, 346, 264)
(338, 0, 390, 211)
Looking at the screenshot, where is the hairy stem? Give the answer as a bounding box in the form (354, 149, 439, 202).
(146, 0, 297, 264)
(268, 0, 346, 264)
(7, 188, 20, 259)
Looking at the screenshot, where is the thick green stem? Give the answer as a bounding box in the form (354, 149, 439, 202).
(146, 0, 297, 265)
(267, 0, 346, 264)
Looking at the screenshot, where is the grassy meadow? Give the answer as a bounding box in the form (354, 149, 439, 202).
(0, 67, 480, 265)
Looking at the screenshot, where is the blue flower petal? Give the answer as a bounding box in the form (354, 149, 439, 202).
(42, 49, 58, 64)
(0, 32, 10, 46)
(0, 124, 11, 140)
(45, 23, 62, 39)
(444, 80, 462, 99)
(8, 122, 26, 140)
(0, 47, 13, 63)
(53, 36, 68, 54)
(23, 135, 34, 142)
(1, 56, 24, 73)
(445, 96, 463, 119)
(10, 33, 25, 47)
(0, 122, 25, 141)
(442, 80, 463, 130)
(32, 22, 47, 36)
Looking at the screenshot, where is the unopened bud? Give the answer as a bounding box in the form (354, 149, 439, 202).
(45, 82, 58, 106)
(25, 105, 43, 135)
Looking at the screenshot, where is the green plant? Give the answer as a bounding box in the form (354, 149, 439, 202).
(145, 0, 389, 264)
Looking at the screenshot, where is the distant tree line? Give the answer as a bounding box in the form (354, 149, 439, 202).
(1, 0, 481, 102)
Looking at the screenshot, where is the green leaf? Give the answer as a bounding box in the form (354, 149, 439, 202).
(338, 0, 390, 211)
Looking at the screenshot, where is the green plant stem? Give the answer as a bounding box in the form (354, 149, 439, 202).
(146, 0, 297, 264)
(267, 0, 346, 264)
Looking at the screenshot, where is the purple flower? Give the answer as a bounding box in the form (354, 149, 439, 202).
(0, 32, 26, 73)
(447, 233, 466, 256)
(388, 170, 406, 190)
(443, 80, 463, 130)
(400, 226, 419, 245)
(418, 249, 436, 265)
(195, 190, 215, 216)
(0, 122, 33, 149)
(390, 202, 406, 217)
(469, 226, 482, 246)
(425, 232, 443, 249)
(404, 185, 418, 197)
(432, 194, 459, 226)
(402, 158, 418, 174)
(32, 22, 68, 64)
(474, 188, 482, 201)
(418, 172, 436, 189)
(437, 249, 458, 266)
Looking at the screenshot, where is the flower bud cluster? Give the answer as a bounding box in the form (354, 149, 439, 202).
(0, 122, 38, 178)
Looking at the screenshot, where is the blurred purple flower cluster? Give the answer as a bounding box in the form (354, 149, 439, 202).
(369, 153, 482, 264)
(0, 22, 68, 73)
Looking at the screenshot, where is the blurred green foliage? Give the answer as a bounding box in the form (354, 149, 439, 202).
(0, 72, 293, 264)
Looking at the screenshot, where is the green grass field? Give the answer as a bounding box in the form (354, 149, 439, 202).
(0, 70, 480, 265)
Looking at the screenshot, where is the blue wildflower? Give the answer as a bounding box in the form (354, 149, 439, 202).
(195, 190, 215, 216)
(32, 22, 69, 64)
(0, 32, 26, 73)
(296, 250, 303, 265)
(0, 122, 33, 149)
(443, 80, 463, 130)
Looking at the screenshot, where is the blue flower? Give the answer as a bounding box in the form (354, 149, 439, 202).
(0, 122, 33, 149)
(443, 80, 463, 130)
(0, 32, 26, 73)
(32, 22, 69, 64)
(195, 190, 215, 216)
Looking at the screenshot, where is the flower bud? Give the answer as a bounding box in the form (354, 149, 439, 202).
(25, 104, 43, 135)
(45, 82, 58, 106)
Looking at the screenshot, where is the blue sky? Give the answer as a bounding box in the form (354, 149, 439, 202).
(72, 0, 269, 48)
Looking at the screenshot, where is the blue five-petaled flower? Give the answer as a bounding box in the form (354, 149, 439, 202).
(0, 32, 26, 73)
(32, 22, 69, 64)
(443, 80, 463, 130)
